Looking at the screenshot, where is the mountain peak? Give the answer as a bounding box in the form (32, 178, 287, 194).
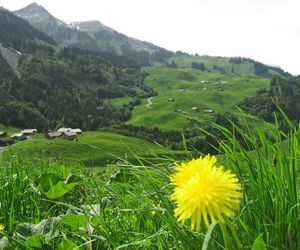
(20, 2, 47, 13)
(15, 3, 66, 28)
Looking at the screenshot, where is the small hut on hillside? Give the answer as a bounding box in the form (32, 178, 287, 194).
(11, 133, 26, 140)
(57, 127, 72, 133)
(21, 129, 37, 135)
(71, 128, 82, 134)
(62, 131, 77, 140)
(45, 131, 62, 139)
(203, 109, 214, 113)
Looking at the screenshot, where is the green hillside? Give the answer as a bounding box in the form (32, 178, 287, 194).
(9, 131, 177, 167)
(0, 124, 18, 135)
(168, 54, 290, 77)
(118, 66, 270, 131)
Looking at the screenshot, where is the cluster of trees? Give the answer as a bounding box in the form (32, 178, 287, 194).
(229, 57, 290, 78)
(191, 62, 206, 71)
(101, 112, 244, 153)
(240, 75, 300, 129)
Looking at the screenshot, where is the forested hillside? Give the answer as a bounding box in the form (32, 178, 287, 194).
(0, 8, 157, 131)
(0, 8, 55, 52)
(240, 75, 300, 128)
(0, 46, 154, 131)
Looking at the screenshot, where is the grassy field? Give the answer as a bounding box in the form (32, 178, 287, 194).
(169, 54, 256, 75)
(7, 131, 180, 167)
(119, 66, 270, 131)
(0, 117, 298, 249)
(0, 124, 19, 135)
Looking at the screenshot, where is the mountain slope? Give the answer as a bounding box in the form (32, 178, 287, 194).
(71, 20, 163, 54)
(14, 3, 99, 51)
(14, 3, 169, 62)
(0, 8, 154, 132)
(0, 7, 55, 51)
(169, 54, 291, 78)
(14, 3, 289, 78)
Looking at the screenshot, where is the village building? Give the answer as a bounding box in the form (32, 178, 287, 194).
(11, 133, 27, 140)
(70, 128, 82, 134)
(201, 80, 209, 83)
(62, 131, 77, 140)
(57, 127, 72, 133)
(45, 131, 62, 139)
(191, 107, 198, 111)
(204, 109, 214, 113)
(0, 131, 7, 138)
(21, 129, 37, 135)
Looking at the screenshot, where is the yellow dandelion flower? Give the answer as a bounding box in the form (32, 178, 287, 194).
(0, 224, 4, 231)
(170, 155, 242, 231)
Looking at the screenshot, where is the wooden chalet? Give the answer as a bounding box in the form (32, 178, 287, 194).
(45, 131, 62, 139)
(11, 133, 26, 140)
(62, 131, 77, 140)
(21, 129, 37, 135)
(71, 128, 82, 134)
(57, 127, 72, 133)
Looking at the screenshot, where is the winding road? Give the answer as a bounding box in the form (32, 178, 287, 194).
(146, 97, 153, 109)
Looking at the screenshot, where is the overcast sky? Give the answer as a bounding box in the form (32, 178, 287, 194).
(0, 0, 299, 75)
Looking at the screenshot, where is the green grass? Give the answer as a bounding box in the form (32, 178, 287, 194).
(8, 131, 178, 167)
(126, 66, 269, 131)
(106, 96, 132, 106)
(0, 124, 19, 136)
(169, 54, 257, 75)
(0, 116, 299, 249)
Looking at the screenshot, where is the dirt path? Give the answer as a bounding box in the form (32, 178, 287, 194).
(146, 97, 153, 109)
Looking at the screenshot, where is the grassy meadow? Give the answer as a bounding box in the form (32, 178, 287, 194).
(4, 131, 180, 168)
(0, 66, 297, 249)
(0, 124, 19, 135)
(0, 116, 299, 249)
(111, 66, 270, 131)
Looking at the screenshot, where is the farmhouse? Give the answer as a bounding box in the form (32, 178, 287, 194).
(71, 128, 82, 134)
(204, 109, 214, 113)
(191, 107, 198, 111)
(62, 131, 77, 140)
(57, 127, 72, 133)
(46, 131, 62, 139)
(21, 129, 37, 135)
(11, 133, 26, 140)
(0, 131, 7, 138)
(201, 80, 209, 83)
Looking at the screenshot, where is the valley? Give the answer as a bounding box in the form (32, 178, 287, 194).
(127, 66, 270, 130)
(0, 2, 299, 249)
